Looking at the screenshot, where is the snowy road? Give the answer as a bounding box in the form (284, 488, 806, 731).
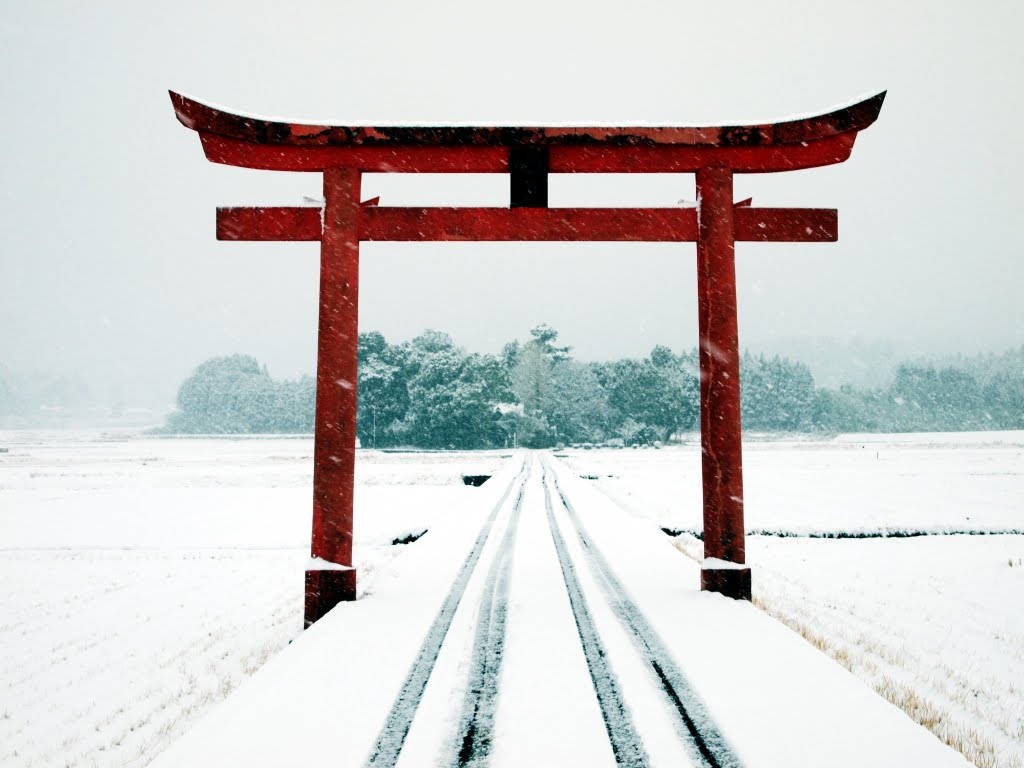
(367, 454, 733, 768)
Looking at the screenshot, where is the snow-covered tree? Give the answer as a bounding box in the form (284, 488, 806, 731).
(398, 333, 504, 448)
(167, 355, 276, 433)
(357, 332, 408, 448)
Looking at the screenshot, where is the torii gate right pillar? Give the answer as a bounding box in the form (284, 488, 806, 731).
(696, 167, 750, 599)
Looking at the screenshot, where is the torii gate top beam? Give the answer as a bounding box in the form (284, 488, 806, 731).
(170, 91, 885, 174)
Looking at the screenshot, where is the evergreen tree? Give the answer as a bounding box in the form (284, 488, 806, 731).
(545, 361, 614, 444)
(511, 342, 553, 416)
(167, 355, 277, 433)
(398, 333, 502, 448)
(740, 354, 815, 431)
(357, 332, 409, 447)
(605, 349, 698, 442)
(528, 323, 572, 361)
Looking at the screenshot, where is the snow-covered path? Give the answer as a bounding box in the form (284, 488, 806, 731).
(152, 452, 972, 768)
(486, 460, 617, 767)
(368, 455, 713, 767)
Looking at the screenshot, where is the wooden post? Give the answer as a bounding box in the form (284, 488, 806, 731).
(696, 167, 751, 600)
(305, 166, 361, 627)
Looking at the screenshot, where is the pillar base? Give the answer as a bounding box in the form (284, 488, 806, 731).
(701, 566, 751, 601)
(304, 567, 357, 629)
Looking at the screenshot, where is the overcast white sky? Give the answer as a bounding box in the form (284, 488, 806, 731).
(1, 0, 1021, 407)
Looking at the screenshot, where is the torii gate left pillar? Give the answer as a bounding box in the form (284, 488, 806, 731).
(171, 90, 884, 627)
(304, 166, 361, 625)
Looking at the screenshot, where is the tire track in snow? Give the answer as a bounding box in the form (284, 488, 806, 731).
(446, 457, 533, 767)
(544, 455, 743, 768)
(541, 463, 650, 768)
(363, 457, 530, 768)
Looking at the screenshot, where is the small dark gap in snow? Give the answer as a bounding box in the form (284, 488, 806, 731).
(659, 527, 1024, 540)
(391, 530, 427, 546)
(462, 474, 491, 487)
(380, 448, 457, 454)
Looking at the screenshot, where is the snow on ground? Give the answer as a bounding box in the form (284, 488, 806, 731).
(544, 462, 975, 768)
(0, 431, 509, 768)
(559, 432, 1024, 768)
(1, 430, 1021, 767)
(147, 451, 975, 768)
(557, 430, 1023, 535)
(743, 536, 1024, 768)
(0, 547, 299, 766)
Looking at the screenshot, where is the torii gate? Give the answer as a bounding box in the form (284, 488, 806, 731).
(170, 90, 884, 627)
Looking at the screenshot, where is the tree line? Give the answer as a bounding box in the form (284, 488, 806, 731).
(0, 366, 100, 427)
(161, 329, 1024, 445)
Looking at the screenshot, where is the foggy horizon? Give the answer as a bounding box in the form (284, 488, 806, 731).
(2, 1, 1021, 410)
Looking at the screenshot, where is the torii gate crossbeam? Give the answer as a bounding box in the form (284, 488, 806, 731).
(170, 91, 884, 627)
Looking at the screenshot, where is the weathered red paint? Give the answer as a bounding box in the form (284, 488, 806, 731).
(304, 166, 362, 628)
(194, 125, 859, 175)
(200, 134, 512, 173)
(548, 137, 859, 174)
(217, 206, 322, 241)
(170, 89, 882, 619)
(305, 568, 356, 630)
(216, 206, 837, 244)
(361, 207, 837, 243)
(195, 134, 860, 177)
(736, 207, 838, 242)
(171, 91, 884, 175)
(170, 90, 883, 149)
(696, 167, 750, 599)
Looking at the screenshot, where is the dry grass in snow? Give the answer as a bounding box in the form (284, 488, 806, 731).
(0, 548, 304, 767)
(673, 533, 1024, 768)
(0, 432, 500, 767)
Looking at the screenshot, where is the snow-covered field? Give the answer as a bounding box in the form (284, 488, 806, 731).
(0, 431, 508, 767)
(744, 536, 1023, 767)
(559, 430, 1024, 536)
(0, 430, 1021, 767)
(558, 432, 1024, 768)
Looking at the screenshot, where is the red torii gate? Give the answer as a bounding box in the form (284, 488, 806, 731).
(170, 91, 884, 627)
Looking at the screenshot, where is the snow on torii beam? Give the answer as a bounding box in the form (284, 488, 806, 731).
(171, 90, 884, 626)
